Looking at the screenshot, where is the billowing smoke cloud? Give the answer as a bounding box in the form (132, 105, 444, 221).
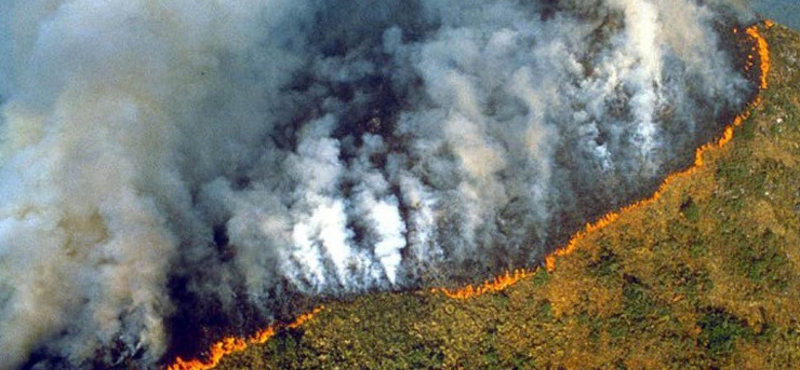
(0, 0, 756, 368)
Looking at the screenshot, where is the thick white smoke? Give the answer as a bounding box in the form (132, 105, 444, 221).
(0, 0, 756, 368)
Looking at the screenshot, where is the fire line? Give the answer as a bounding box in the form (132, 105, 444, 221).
(162, 21, 772, 369)
(434, 20, 772, 299)
(164, 306, 325, 370)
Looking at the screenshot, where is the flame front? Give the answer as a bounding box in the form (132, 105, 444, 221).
(165, 307, 324, 370)
(747, 21, 773, 89)
(431, 269, 534, 299)
(162, 21, 772, 370)
(543, 22, 771, 271)
(437, 21, 772, 294)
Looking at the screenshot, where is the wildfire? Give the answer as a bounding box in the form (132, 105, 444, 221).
(431, 269, 534, 299)
(162, 21, 772, 370)
(438, 21, 772, 292)
(747, 22, 772, 89)
(165, 306, 325, 370)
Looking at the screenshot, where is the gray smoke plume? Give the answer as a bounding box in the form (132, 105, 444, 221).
(0, 0, 757, 368)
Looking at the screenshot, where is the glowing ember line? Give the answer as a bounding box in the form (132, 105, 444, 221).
(164, 306, 325, 370)
(435, 21, 772, 296)
(747, 22, 772, 89)
(431, 269, 533, 299)
(542, 23, 770, 271)
(163, 21, 772, 370)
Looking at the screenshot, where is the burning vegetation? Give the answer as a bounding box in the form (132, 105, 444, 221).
(166, 307, 324, 370)
(163, 20, 789, 370)
(0, 2, 779, 369)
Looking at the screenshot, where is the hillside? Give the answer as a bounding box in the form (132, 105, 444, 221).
(174, 22, 800, 370)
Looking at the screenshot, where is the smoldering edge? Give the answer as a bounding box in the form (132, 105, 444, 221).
(0, 0, 756, 368)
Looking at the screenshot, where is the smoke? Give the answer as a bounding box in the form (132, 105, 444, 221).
(0, 0, 757, 368)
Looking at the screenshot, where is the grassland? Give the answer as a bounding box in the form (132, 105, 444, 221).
(205, 23, 800, 370)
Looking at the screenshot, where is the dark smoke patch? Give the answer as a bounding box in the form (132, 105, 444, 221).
(0, 1, 759, 369)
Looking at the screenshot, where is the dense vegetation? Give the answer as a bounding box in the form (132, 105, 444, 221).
(208, 24, 800, 370)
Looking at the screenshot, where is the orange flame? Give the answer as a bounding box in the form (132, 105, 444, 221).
(746, 25, 771, 89)
(436, 21, 772, 294)
(547, 23, 770, 270)
(164, 306, 325, 370)
(162, 21, 772, 370)
(431, 268, 534, 299)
